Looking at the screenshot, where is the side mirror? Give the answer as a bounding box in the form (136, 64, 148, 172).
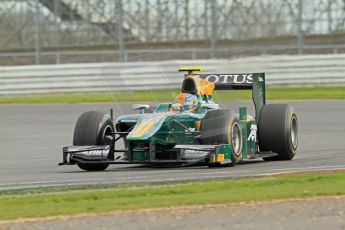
(132, 104, 150, 114)
(200, 103, 219, 110)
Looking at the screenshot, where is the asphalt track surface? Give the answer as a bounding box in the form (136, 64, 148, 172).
(0, 100, 344, 190)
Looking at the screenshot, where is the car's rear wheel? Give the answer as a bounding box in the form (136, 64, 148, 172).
(258, 104, 298, 160)
(199, 110, 243, 166)
(73, 111, 114, 171)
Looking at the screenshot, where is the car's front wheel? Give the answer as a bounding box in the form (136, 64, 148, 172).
(73, 111, 114, 171)
(199, 110, 243, 166)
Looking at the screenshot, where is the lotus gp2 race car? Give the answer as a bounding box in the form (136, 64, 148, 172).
(59, 67, 298, 171)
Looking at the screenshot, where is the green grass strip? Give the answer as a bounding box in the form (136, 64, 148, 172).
(1, 171, 345, 221)
(0, 87, 344, 104)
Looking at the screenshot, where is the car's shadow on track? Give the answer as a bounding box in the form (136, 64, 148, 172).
(238, 159, 265, 165)
(59, 159, 265, 173)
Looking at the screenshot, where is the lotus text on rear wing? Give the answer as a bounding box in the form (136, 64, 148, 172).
(196, 74, 253, 84)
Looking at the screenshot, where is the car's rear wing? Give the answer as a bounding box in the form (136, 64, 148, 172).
(198, 73, 266, 121)
(195, 74, 256, 90)
(179, 68, 266, 121)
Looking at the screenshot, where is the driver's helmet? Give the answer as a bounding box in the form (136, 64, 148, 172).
(173, 93, 198, 112)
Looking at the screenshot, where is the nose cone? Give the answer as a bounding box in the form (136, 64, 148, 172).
(126, 113, 168, 141)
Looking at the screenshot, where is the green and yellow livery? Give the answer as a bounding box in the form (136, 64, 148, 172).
(60, 67, 298, 171)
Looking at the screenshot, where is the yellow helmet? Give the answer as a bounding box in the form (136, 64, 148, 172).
(173, 93, 198, 112)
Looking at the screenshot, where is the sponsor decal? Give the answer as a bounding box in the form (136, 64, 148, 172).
(197, 74, 253, 84)
(247, 124, 257, 141)
(121, 119, 137, 123)
(82, 150, 109, 156)
(217, 153, 225, 162)
(185, 127, 195, 133)
(182, 150, 209, 159)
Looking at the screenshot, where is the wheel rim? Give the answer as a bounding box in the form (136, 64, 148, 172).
(101, 125, 113, 144)
(291, 115, 298, 149)
(231, 122, 242, 156)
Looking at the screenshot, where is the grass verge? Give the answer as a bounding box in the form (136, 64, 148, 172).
(1, 171, 345, 221)
(0, 87, 344, 104)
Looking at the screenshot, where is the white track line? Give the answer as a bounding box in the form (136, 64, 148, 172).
(1, 165, 345, 190)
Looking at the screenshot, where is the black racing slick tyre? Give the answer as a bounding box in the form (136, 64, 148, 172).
(258, 104, 298, 161)
(73, 111, 114, 171)
(199, 110, 243, 166)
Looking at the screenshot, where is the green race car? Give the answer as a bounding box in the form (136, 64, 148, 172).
(59, 67, 298, 171)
